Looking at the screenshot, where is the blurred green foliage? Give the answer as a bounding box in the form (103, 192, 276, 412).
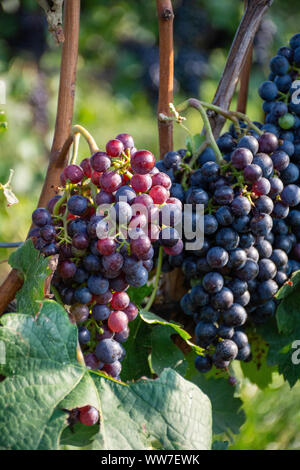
(1, 0, 300, 450)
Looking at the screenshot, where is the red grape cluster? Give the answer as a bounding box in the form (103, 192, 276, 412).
(30, 132, 183, 399)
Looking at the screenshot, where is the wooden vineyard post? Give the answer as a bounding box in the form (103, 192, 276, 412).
(210, 0, 271, 135)
(156, 0, 187, 304)
(0, 0, 81, 315)
(156, 0, 174, 159)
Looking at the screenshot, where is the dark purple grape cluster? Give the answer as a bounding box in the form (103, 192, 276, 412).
(257, 33, 300, 271)
(30, 132, 183, 382)
(159, 127, 300, 373)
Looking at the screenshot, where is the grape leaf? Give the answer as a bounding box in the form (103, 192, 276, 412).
(212, 440, 229, 450)
(90, 369, 212, 450)
(240, 330, 275, 389)
(8, 239, 51, 316)
(150, 325, 186, 376)
(0, 301, 212, 450)
(60, 422, 99, 448)
(0, 301, 84, 450)
(188, 373, 245, 437)
(121, 315, 186, 381)
(259, 317, 300, 388)
(121, 316, 152, 381)
(276, 290, 300, 335)
(141, 310, 204, 355)
(276, 270, 300, 300)
(185, 134, 205, 154)
(127, 284, 153, 307)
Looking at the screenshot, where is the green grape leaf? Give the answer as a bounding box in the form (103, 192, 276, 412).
(90, 369, 212, 450)
(8, 239, 51, 316)
(127, 284, 153, 306)
(150, 325, 186, 376)
(121, 315, 186, 381)
(212, 440, 229, 450)
(141, 310, 203, 355)
(185, 135, 194, 154)
(0, 301, 84, 450)
(60, 422, 99, 448)
(276, 290, 300, 335)
(188, 373, 245, 436)
(240, 330, 275, 389)
(0, 301, 212, 450)
(259, 318, 300, 388)
(276, 270, 300, 300)
(185, 134, 205, 154)
(121, 316, 152, 381)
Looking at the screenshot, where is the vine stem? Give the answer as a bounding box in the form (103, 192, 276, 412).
(144, 246, 163, 312)
(71, 124, 99, 154)
(70, 132, 81, 164)
(0, 0, 81, 315)
(176, 98, 263, 137)
(156, 0, 174, 159)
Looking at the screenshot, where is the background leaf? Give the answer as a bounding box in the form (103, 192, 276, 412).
(8, 239, 51, 316)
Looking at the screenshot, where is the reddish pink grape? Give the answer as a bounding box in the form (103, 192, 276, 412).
(166, 197, 182, 210)
(102, 361, 122, 377)
(63, 164, 84, 184)
(115, 133, 134, 149)
(111, 292, 130, 310)
(129, 213, 148, 229)
(106, 139, 124, 157)
(84, 353, 102, 370)
(97, 238, 116, 256)
(47, 195, 62, 214)
(252, 177, 271, 196)
(58, 260, 77, 279)
(100, 171, 122, 193)
(130, 150, 155, 175)
(124, 302, 138, 321)
(91, 171, 102, 187)
(133, 194, 154, 214)
(130, 235, 151, 257)
(60, 171, 67, 186)
(163, 239, 184, 255)
(80, 158, 92, 178)
(149, 185, 170, 204)
(78, 406, 99, 426)
(152, 172, 172, 190)
(94, 290, 113, 305)
(108, 310, 128, 332)
(72, 233, 89, 250)
(90, 151, 111, 172)
(130, 173, 152, 192)
(102, 252, 124, 272)
(148, 223, 160, 241)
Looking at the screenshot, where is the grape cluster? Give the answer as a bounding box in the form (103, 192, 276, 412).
(30, 132, 183, 390)
(159, 127, 300, 373)
(258, 33, 300, 271)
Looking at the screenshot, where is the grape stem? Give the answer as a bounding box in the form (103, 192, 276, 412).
(144, 246, 163, 312)
(70, 131, 81, 164)
(71, 124, 99, 154)
(176, 98, 263, 137)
